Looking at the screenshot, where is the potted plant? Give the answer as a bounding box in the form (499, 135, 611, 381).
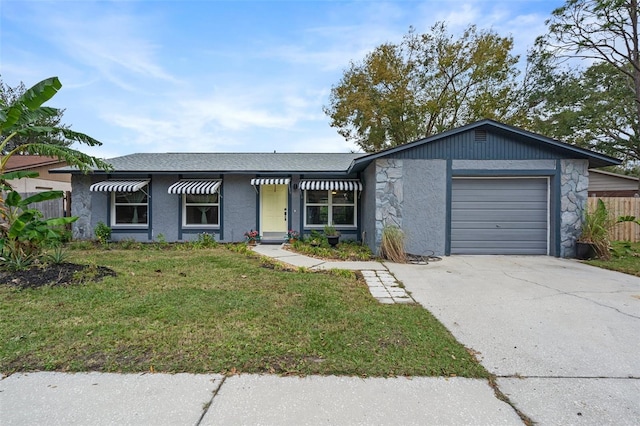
(577, 199, 640, 260)
(323, 224, 340, 247)
(244, 229, 261, 246)
(284, 229, 300, 244)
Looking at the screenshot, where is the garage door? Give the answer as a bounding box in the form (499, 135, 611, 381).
(451, 178, 548, 255)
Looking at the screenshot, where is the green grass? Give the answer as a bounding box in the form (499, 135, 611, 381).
(0, 247, 487, 378)
(585, 241, 640, 277)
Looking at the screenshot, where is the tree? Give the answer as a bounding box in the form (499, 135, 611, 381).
(539, 0, 640, 167)
(324, 24, 521, 152)
(0, 76, 73, 153)
(526, 60, 637, 163)
(0, 76, 111, 173)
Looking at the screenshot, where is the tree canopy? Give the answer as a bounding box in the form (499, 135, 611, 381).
(324, 24, 521, 152)
(534, 0, 640, 167)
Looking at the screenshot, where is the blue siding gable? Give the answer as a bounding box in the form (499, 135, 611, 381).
(348, 119, 620, 172)
(385, 129, 566, 161)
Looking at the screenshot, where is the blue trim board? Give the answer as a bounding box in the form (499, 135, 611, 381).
(445, 159, 452, 256)
(452, 169, 556, 177)
(255, 185, 261, 233)
(219, 178, 224, 241)
(554, 160, 562, 257)
(146, 179, 153, 240)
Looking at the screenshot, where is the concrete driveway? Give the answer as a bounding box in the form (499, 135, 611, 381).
(387, 256, 640, 425)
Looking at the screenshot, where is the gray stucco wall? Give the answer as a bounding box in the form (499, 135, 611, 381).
(151, 175, 180, 242)
(221, 175, 258, 242)
(403, 160, 447, 255)
(361, 163, 377, 251)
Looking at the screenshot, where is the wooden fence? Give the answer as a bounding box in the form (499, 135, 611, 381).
(587, 197, 640, 242)
(20, 191, 68, 220)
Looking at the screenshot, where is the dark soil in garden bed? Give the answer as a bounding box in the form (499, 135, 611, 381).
(0, 263, 116, 289)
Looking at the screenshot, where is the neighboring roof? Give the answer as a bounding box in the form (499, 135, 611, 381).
(55, 152, 366, 174)
(3, 155, 67, 172)
(348, 119, 621, 172)
(588, 169, 639, 182)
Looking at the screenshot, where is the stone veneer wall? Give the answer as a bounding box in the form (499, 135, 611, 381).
(375, 159, 403, 248)
(560, 159, 589, 257)
(71, 175, 93, 240)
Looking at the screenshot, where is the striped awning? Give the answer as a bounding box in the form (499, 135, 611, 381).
(90, 179, 149, 192)
(168, 179, 222, 195)
(299, 180, 363, 191)
(250, 178, 291, 185)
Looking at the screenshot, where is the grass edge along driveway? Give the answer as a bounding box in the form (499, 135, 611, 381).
(0, 247, 487, 378)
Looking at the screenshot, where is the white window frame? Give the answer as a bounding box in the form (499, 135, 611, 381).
(182, 193, 220, 228)
(110, 191, 149, 228)
(303, 189, 357, 228)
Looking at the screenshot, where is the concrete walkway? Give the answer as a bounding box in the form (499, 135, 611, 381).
(251, 243, 387, 271)
(252, 244, 414, 303)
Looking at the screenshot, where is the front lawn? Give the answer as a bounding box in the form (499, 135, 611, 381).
(0, 246, 487, 378)
(585, 241, 640, 277)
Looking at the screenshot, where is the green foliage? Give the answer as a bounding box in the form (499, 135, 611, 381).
(586, 241, 640, 277)
(580, 199, 613, 259)
(325, 23, 520, 152)
(580, 200, 640, 260)
(44, 245, 70, 265)
(192, 232, 218, 249)
(94, 222, 111, 246)
(0, 182, 77, 271)
(534, 0, 640, 168)
(290, 238, 373, 261)
(323, 224, 339, 236)
(0, 76, 112, 173)
(0, 77, 73, 152)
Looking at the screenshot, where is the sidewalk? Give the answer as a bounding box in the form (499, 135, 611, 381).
(0, 372, 522, 425)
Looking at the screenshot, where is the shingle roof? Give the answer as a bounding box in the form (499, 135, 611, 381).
(4, 155, 66, 171)
(57, 152, 366, 174)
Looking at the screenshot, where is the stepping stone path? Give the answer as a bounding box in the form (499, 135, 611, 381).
(360, 270, 414, 304)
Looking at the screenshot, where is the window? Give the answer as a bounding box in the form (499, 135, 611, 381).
(112, 190, 148, 226)
(305, 190, 356, 226)
(183, 193, 219, 227)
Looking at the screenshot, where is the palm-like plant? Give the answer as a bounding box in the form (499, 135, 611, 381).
(0, 76, 111, 269)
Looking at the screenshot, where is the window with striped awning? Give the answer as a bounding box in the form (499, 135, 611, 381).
(299, 180, 362, 191)
(250, 178, 290, 185)
(90, 179, 149, 192)
(167, 179, 222, 195)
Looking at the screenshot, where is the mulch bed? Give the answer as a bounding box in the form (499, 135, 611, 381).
(0, 263, 117, 289)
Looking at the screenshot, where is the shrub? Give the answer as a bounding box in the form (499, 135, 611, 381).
(379, 225, 406, 263)
(94, 222, 111, 246)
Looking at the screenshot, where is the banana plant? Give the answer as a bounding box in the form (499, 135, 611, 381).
(0, 171, 77, 269)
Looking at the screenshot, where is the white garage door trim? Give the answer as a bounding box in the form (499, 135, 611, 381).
(450, 177, 550, 255)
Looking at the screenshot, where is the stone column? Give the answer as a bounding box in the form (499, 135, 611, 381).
(560, 159, 589, 257)
(375, 159, 403, 248)
(71, 175, 93, 240)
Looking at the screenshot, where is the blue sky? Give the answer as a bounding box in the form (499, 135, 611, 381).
(1, 0, 563, 159)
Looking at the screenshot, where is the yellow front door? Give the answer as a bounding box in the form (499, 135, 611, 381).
(260, 184, 288, 239)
